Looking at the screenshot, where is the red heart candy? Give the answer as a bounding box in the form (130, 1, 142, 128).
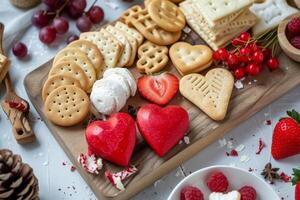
(137, 104, 189, 157)
(85, 113, 136, 166)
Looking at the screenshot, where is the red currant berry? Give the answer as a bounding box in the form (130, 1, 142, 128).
(239, 32, 251, 42)
(234, 67, 246, 79)
(227, 53, 239, 67)
(252, 51, 264, 64)
(215, 48, 229, 61)
(249, 42, 259, 53)
(239, 47, 251, 57)
(238, 55, 249, 64)
(231, 38, 244, 46)
(213, 51, 221, 62)
(267, 57, 280, 70)
(246, 63, 261, 76)
(262, 48, 272, 60)
(12, 42, 28, 58)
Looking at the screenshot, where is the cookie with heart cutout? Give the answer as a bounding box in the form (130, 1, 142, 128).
(179, 68, 234, 121)
(170, 42, 213, 75)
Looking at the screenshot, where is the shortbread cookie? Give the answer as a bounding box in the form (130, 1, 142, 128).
(170, 42, 213, 75)
(148, 0, 186, 32)
(68, 40, 104, 78)
(0, 54, 10, 84)
(44, 85, 89, 126)
(115, 21, 144, 46)
(194, 0, 252, 26)
(103, 68, 137, 96)
(250, 0, 298, 36)
(49, 61, 89, 91)
(105, 25, 132, 67)
(137, 41, 169, 74)
(55, 54, 96, 91)
(42, 74, 81, 102)
(180, 68, 234, 121)
(122, 6, 181, 45)
(80, 31, 123, 68)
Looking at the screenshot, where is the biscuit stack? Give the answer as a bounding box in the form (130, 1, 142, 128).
(0, 54, 9, 84)
(180, 0, 258, 50)
(121, 0, 186, 46)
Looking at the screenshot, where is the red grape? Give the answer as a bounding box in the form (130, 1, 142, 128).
(88, 6, 104, 24)
(76, 15, 92, 32)
(53, 17, 69, 34)
(252, 51, 264, 64)
(32, 10, 50, 28)
(39, 26, 56, 44)
(234, 67, 246, 79)
(246, 63, 261, 76)
(67, 0, 87, 19)
(267, 57, 279, 70)
(12, 42, 28, 58)
(67, 34, 79, 44)
(43, 0, 66, 11)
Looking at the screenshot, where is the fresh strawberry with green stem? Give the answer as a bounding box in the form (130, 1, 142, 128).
(137, 73, 179, 105)
(292, 168, 300, 200)
(271, 110, 300, 160)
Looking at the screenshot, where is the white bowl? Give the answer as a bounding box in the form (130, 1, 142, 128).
(168, 165, 280, 200)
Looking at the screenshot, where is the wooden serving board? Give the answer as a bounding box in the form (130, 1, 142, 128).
(24, 28, 300, 200)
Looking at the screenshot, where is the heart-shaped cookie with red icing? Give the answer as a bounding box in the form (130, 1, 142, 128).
(137, 104, 189, 157)
(85, 113, 136, 166)
(170, 42, 213, 75)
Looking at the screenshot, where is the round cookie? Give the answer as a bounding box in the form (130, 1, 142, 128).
(56, 53, 96, 92)
(44, 85, 90, 127)
(49, 61, 89, 91)
(148, 0, 186, 32)
(68, 40, 104, 78)
(42, 74, 82, 102)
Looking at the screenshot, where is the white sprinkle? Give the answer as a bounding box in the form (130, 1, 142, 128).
(248, 81, 252, 85)
(253, 79, 258, 83)
(234, 80, 244, 89)
(235, 144, 245, 152)
(43, 161, 49, 166)
(183, 26, 191, 33)
(183, 136, 190, 144)
(227, 141, 234, 149)
(240, 155, 250, 163)
(114, 177, 125, 191)
(179, 140, 183, 144)
(218, 138, 227, 147)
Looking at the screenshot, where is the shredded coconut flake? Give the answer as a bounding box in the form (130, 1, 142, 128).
(234, 80, 244, 89)
(218, 138, 227, 147)
(227, 141, 234, 149)
(240, 155, 250, 163)
(183, 136, 190, 144)
(235, 144, 245, 152)
(183, 26, 191, 33)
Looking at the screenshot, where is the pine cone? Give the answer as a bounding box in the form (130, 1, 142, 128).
(0, 149, 39, 200)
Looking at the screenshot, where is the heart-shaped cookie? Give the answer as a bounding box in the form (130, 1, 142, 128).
(137, 104, 189, 157)
(170, 42, 213, 75)
(179, 68, 234, 121)
(85, 113, 136, 166)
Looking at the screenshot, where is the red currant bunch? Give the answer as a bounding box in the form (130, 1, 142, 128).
(213, 32, 280, 80)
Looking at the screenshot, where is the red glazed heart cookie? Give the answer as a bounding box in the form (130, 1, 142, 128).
(85, 113, 136, 166)
(137, 104, 189, 157)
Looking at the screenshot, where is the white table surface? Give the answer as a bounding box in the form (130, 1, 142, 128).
(0, 0, 299, 199)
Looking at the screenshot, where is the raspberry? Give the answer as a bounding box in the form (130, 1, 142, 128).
(287, 17, 300, 35)
(291, 36, 300, 49)
(239, 186, 257, 200)
(206, 171, 229, 192)
(180, 186, 204, 200)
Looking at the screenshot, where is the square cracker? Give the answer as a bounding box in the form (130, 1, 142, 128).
(250, 0, 299, 36)
(115, 21, 144, 46)
(0, 54, 10, 84)
(192, 0, 252, 26)
(80, 30, 123, 68)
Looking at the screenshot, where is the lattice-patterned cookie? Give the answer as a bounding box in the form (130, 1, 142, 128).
(148, 0, 186, 32)
(42, 74, 82, 102)
(170, 42, 213, 75)
(80, 31, 123, 68)
(179, 68, 234, 121)
(137, 41, 169, 74)
(68, 40, 104, 78)
(44, 85, 89, 127)
(121, 6, 181, 45)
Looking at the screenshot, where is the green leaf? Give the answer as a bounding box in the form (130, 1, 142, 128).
(292, 168, 300, 185)
(287, 110, 300, 124)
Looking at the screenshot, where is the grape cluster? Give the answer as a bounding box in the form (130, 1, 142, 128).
(213, 32, 280, 80)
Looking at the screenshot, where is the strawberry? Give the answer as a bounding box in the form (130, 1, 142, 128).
(271, 110, 300, 160)
(206, 171, 229, 192)
(239, 186, 256, 200)
(137, 73, 179, 105)
(292, 168, 300, 200)
(180, 186, 204, 200)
